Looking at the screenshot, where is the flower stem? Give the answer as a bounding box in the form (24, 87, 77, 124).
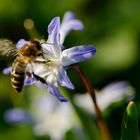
(71, 64, 112, 140)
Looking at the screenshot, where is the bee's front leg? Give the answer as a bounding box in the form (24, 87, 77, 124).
(32, 72, 47, 85)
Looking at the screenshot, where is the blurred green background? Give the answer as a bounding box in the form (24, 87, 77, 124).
(0, 0, 140, 140)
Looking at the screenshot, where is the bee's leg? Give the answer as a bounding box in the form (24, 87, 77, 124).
(34, 60, 51, 64)
(34, 60, 46, 64)
(30, 62, 48, 85)
(32, 72, 47, 85)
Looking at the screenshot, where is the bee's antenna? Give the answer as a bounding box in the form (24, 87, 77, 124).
(40, 42, 54, 46)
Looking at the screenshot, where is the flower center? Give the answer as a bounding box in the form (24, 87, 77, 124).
(46, 59, 61, 70)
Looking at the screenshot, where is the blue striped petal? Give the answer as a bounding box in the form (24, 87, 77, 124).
(24, 76, 36, 86)
(60, 12, 84, 44)
(16, 39, 29, 50)
(48, 17, 60, 45)
(62, 45, 96, 66)
(48, 85, 68, 102)
(3, 66, 12, 74)
(4, 108, 35, 124)
(62, 11, 76, 23)
(58, 67, 74, 89)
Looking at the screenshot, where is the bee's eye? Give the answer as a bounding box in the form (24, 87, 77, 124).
(36, 44, 41, 50)
(37, 53, 43, 56)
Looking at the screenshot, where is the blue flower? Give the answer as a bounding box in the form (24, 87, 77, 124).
(32, 12, 96, 102)
(3, 11, 96, 102)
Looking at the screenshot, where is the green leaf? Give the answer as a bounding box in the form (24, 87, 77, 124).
(62, 89, 102, 140)
(121, 101, 139, 140)
(72, 105, 101, 140)
(64, 129, 81, 140)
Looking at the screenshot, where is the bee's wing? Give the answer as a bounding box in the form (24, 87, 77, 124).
(0, 38, 18, 57)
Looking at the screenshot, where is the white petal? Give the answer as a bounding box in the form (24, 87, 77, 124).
(33, 63, 51, 78)
(46, 73, 57, 86)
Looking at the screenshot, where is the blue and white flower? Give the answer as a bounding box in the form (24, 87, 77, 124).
(4, 93, 81, 140)
(3, 11, 96, 102)
(75, 81, 135, 113)
(4, 81, 135, 139)
(32, 13, 96, 101)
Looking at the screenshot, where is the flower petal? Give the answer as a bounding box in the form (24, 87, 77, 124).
(47, 17, 62, 57)
(35, 81, 47, 88)
(3, 66, 12, 74)
(62, 11, 76, 23)
(48, 17, 60, 45)
(62, 45, 96, 66)
(4, 108, 35, 124)
(24, 76, 36, 86)
(58, 67, 74, 89)
(60, 12, 84, 44)
(16, 39, 29, 50)
(48, 85, 68, 102)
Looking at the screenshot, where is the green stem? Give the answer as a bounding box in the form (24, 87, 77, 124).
(71, 64, 112, 140)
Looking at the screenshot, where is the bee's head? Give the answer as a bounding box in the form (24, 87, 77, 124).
(31, 40, 41, 50)
(19, 40, 41, 57)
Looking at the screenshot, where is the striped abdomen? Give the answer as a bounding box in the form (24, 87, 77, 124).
(11, 58, 27, 92)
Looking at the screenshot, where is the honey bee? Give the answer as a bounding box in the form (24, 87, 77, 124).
(0, 38, 47, 92)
